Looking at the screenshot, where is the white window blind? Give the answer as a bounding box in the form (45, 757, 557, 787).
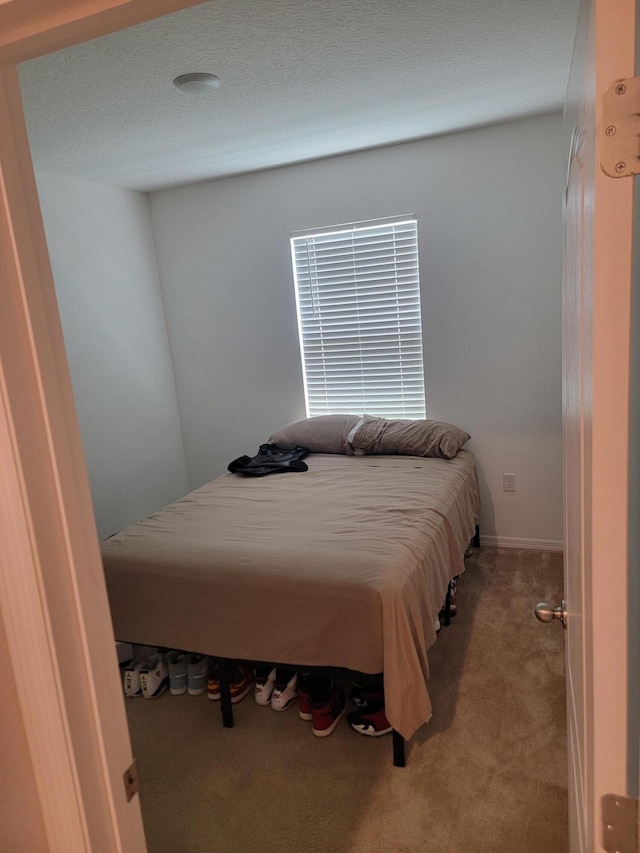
(290, 215, 426, 419)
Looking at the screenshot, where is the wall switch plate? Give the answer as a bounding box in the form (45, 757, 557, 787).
(503, 473, 516, 492)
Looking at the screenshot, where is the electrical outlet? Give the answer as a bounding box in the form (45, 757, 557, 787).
(503, 473, 516, 492)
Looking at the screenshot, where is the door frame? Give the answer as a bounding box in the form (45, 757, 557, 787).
(0, 2, 202, 850)
(563, 1, 635, 849)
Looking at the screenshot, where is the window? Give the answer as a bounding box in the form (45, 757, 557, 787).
(290, 215, 426, 419)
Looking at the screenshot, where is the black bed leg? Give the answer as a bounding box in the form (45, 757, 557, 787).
(392, 730, 406, 767)
(473, 524, 480, 549)
(444, 584, 452, 627)
(219, 658, 234, 728)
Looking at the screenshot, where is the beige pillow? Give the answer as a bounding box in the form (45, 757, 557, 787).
(349, 416, 470, 459)
(269, 414, 361, 454)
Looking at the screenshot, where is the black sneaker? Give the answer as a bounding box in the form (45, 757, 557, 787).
(350, 685, 385, 709)
(348, 703, 393, 737)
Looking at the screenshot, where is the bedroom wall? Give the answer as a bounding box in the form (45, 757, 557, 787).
(148, 112, 564, 546)
(35, 172, 189, 539)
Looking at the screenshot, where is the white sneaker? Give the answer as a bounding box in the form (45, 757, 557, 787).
(123, 659, 144, 697)
(254, 666, 276, 705)
(187, 653, 209, 695)
(167, 651, 188, 695)
(271, 670, 298, 711)
(139, 653, 169, 699)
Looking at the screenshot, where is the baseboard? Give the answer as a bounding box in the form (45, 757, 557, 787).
(479, 535, 564, 553)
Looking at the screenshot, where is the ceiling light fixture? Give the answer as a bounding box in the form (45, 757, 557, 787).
(173, 73, 222, 95)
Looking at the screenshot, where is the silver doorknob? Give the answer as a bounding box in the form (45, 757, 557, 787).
(535, 600, 567, 629)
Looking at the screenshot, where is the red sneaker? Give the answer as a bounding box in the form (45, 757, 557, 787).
(298, 685, 313, 720)
(229, 663, 255, 704)
(206, 660, 221, 701)
(207, 661, 255, 704)
(347, 704, 392, 737)
(311, 686, 346, 737)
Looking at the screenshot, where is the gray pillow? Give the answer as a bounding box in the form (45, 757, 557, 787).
(269, 415, 361, 454)
(349, 416, 470, 459)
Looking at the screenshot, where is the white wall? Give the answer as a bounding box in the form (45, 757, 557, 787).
(36, 172, 188, 539)
(149, 113, 564, 544)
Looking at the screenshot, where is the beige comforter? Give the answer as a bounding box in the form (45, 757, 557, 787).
(102, 450, 480, 740)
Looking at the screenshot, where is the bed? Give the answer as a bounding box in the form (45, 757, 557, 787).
(101, 415, 480, 756)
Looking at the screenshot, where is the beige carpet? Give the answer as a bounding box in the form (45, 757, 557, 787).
(125, 547, 567, 853)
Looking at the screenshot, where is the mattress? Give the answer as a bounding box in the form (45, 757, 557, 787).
(102, 450, 480, 740)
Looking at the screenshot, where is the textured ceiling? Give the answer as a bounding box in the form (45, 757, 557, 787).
(18, 0, 580, 192)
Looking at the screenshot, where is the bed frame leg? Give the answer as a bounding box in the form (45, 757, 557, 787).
(219, 658, 234, 728)
(473, 524, 480, 549)
(444, 584, 452, 627)
(392, 730, 406, 767)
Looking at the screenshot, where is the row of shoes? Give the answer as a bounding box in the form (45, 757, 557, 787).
(297, 674, 392, 738)
(204, 661, 301, 711)
(124, 653, 392, 737)
(205, 663, 392, 738)
(123, 650, 209, 699)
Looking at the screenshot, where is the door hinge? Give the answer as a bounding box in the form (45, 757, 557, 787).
(601, 793, 638, 852)
(123, 759, 140, 802)
(601, 77, 640, 177)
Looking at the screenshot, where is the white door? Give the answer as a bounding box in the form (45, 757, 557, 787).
(562, 0, 637, 850)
